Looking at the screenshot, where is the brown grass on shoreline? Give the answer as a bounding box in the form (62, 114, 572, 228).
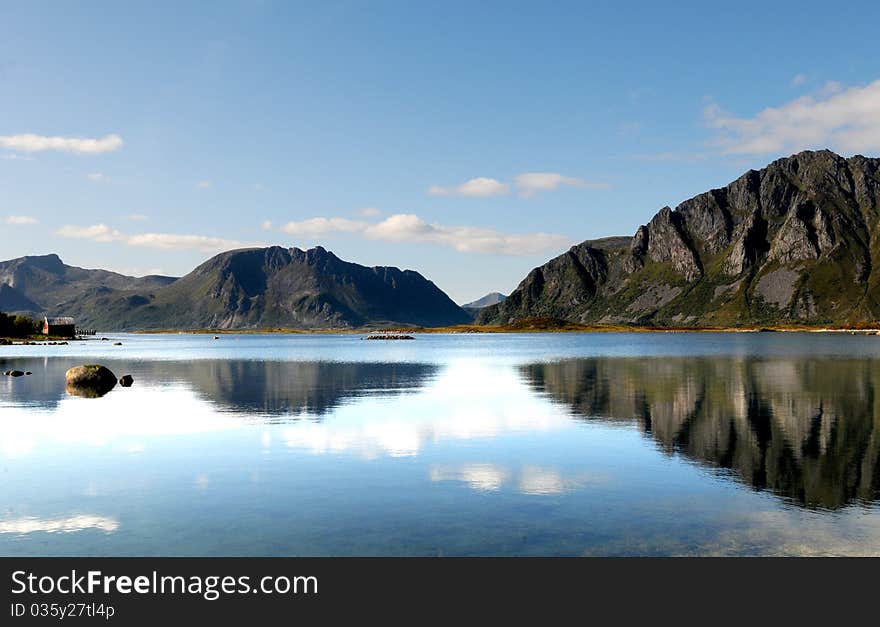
(131, 316, 880, 336)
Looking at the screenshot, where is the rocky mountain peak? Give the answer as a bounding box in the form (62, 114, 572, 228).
(479, 149, 880, 327)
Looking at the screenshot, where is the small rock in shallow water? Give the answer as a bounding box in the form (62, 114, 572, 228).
(113, 342, 122, 346)
(65, 364, 117, 398)
(25, 371, 32, 376)
(8, 370, 25, 377)
(119, 374, 134, 387)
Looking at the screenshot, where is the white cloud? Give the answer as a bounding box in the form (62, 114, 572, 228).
(705, 78, 880, 155)
(55, 224, 125, 242)
(791, 73, 808, 87)
(0, 133, 123, 154)
(87, 172, 104, 181)
(261, 220, 273, 230)
(364, 213, 570, 255)
(357, 207, 381, 217)
(5, 215, 38, 225)
(514, 172, 608, 197)
(280, 217, 368, 236)
(274, 212, 569, 256)
(56, 223, 262, 253)
(428, 177, 510, 197)
(196, 180, 212, 189)
(105, 265, 166, 277)
(127, 233, 257, 253)
(128, 213, 148, 221)
(429, 173, 606, 198)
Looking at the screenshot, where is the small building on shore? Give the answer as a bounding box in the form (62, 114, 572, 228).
(43, 316, 75, 337)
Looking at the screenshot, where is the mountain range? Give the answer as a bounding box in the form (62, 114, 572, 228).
(479, 150, 880, 327)
(4, 149, 880, 331)
(0, 246, 470, 330)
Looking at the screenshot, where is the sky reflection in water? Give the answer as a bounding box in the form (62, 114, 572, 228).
(1, 333, 879, 556)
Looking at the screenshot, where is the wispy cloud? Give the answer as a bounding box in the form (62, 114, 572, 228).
(4, 215, 39, 225)
(261, 220, 273, 230)
(280, 217, 368, 236)
(514, 172, 608, 197)
(0, 133, 123, 154)
(127, 233, 256, 252)
(428, 177, 510, 197)
(196, 180, 212, 189)
(56, 223, 263, 253)
(87, 172, 105, 181)
(274, 213, 571, 256)
(429, 173, 607, 198)
(366, 214, 570, 255)
(56, 224, 125, 242)
(705, 78, 880, 155)
(357, 207, 381, 217)
(128, 213, 148, 221)
(791, 73, 808, 87)
(105, 266, 166, 278)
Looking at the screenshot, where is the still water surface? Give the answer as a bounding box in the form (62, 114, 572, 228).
(2, 332, 879, 555)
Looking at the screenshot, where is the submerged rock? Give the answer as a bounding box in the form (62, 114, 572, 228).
(65, 364, 117, 398)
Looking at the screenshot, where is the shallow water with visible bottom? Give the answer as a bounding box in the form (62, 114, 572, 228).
(1, 332, 879, 556)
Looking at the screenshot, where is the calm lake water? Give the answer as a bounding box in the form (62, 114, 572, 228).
(2, 332, 879, 556)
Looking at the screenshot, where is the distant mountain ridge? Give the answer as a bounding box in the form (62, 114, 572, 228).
(462, 292, 506, 309)
(479, 150, 880, 327)
(0, 254, 177, 322)
(0, 247, 470, 330)
(8, 150, 880, 331)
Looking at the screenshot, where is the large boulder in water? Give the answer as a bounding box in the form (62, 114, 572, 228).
(65, 364, 117, 398)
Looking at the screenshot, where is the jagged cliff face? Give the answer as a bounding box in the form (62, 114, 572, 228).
(479, 150, 880, 326)
(58, 246, 470, 330)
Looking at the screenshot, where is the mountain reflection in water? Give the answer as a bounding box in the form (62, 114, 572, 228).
(170, 360, 439, 417)
(0, 357, 439, 417)
(521, 357, 880, 510)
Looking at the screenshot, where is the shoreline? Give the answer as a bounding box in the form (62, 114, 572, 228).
(133, 324, 880, 336)
(8, 318, 880, 341)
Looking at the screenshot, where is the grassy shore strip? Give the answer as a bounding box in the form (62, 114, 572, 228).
(132, 316, 880, 335)
(1, 334, 81, 341)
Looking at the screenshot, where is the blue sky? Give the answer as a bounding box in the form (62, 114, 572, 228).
(2, 0, 880, 303)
